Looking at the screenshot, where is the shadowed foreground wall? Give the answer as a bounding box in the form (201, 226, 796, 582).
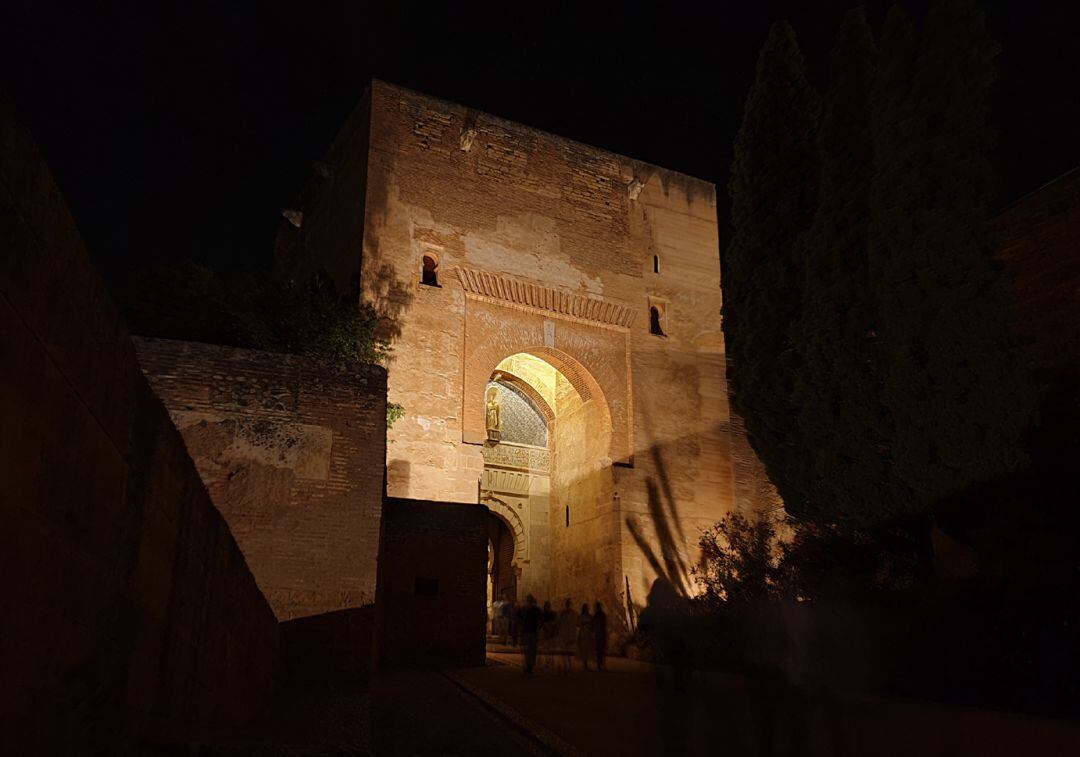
(134, 338, 387, 622)
(0, 93, 281, 753)
(377, 498, 488, 667)
(994, 167, 1080, 467)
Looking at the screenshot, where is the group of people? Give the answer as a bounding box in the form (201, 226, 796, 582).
(491, 594, 608, 675)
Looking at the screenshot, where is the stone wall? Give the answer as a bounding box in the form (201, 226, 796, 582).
(376, 498, 489, 667)
(0, 91, 281, 754)
(994, 167, 1080, 467)
(134, 338, 388, 621)
(550, 372, 621, 621)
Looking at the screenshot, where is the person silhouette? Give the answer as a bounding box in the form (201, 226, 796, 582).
(520, 594, 543, 675)
(577, 603, 594, 670)
(541, 600, 558, 669)
(557, 599, 576, 674)
(593, 601, 609, 671)
(500, 593, 515, 645)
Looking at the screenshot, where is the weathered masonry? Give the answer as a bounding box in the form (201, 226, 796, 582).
(135, 338, 388, 622)
(276, 80, 777, 635)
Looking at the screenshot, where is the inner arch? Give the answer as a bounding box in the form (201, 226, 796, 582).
(480, 351, 614, 614)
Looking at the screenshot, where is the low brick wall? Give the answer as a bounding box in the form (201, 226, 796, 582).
(377, 498, 489, 668)
(135, 338, 387, 622)
(1, 91, 281, 753)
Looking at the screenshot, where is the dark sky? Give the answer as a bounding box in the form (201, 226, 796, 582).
(3, 1, 1079, 290)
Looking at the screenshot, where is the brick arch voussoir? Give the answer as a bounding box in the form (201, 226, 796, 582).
(464, 324, 627, 460)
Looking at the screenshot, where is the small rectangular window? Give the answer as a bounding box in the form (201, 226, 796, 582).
(565, 505, 570, 527)
(415, 577, 439, 596)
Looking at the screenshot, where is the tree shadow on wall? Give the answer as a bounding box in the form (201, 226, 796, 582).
(626, 440, 694, 598)
(364, 260, 413, 349)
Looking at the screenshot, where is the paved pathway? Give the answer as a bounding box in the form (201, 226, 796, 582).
(455, 651, 761, 756)
(195, 653, 1080, 756)
(453, 649, 1080, 757)
(372, 668, 553, 756)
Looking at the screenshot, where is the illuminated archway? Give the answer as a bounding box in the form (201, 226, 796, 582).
(487, 510, 518, 606)
(475, 348, 614, 460)
(479, 350, 614, 607)
(461, 312, 630, 461)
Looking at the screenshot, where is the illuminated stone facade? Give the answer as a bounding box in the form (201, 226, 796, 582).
(276, 80, 778, 635)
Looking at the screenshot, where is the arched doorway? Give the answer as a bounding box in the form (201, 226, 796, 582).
(487, 512, 517, 630)
(479, 351, 614, 641)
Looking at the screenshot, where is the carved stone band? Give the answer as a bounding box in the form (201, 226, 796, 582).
(482, 443, 551, 472)
(456, 266, 636, 328)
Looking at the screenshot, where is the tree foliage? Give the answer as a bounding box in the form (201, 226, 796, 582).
(791, 7, 891, 523)
(693, 512, 787, 606)
(725, 21, 821, 508)
(870, 0, 1034, 516)
(386, 402, 405, 430)
(726, 0, 1036, 533)
(125, 262, 403, 426)
(693, 510, 921, 606)
(125, 262, 388, 365)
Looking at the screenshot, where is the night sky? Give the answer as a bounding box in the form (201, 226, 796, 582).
(3, 1, 1078, 290)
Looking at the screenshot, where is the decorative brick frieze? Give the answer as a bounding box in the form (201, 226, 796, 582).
(457, 266, 637, 329)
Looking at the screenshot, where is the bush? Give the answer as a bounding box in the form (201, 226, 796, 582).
(124, 262, 403, 427)
(125, 262, 388, 364)
(693, 512, 787, 607)
(692, 509, 925, 607)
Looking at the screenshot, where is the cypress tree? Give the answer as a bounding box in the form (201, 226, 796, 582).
(789, 7, 884, 525)
(725, 21, 820, 506)
(871, 0, 1035, 518)
(867, 5, 922, 525)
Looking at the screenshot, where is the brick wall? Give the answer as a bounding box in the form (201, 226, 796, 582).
(376, 498, 489, 667)
(134, 338, 387, 621)
(994, 167, 1080, 464)
(0, 92, 281, 753)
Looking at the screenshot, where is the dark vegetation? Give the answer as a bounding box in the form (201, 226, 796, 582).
(124, 262, 404, 427)
(125, 262, 387, 364)
(663, 506, 1080, 717)
(726, 0, 1034, 536)
(635, 0, 1078, 719)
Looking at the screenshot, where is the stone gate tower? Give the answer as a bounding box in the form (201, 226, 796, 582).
(276, 81, 774, 634)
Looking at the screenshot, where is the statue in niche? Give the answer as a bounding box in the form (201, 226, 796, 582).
(485, 385, 502, 442)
